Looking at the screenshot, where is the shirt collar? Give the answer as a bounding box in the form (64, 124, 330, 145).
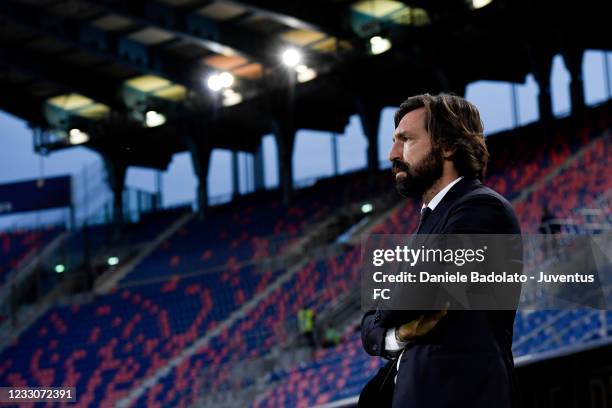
(422, 176, 464, 212)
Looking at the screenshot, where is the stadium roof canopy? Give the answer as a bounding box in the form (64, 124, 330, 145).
(0, 0, 610, 172)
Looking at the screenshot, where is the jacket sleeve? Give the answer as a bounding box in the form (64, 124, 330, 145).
(361, 309, 422, 357)
(361, 310, 388, 357)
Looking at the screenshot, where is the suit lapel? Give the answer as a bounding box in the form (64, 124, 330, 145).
(418, 177, 481, 234)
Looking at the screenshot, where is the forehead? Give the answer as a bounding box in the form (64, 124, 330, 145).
(396, 107, 427, 134)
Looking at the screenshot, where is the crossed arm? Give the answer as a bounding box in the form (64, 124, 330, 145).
(361, 194, 511, 357)
(361, 309, 448, 357)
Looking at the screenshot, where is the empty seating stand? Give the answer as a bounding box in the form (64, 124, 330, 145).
(0, 103, 610, 408)
(0, 225, 63, 287)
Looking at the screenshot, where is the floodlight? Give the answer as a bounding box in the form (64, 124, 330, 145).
(281, 48, 302, 67)
(361, 203, 374, 213)
(68, 128, 89, 145)
(145, 110, 166, 128)
(369, 36, 392, 55)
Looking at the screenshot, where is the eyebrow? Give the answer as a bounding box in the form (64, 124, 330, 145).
(392, 130, 414, 142)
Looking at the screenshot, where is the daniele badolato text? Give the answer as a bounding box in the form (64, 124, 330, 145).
(372, 270, 595, 284)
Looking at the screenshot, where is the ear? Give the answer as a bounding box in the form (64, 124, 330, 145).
(443, 147, 456, 159)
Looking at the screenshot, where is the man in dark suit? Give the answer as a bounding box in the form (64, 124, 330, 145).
(360, 93, 521, 408)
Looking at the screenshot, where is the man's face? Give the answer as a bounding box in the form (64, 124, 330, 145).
(389, 108, 443, 198)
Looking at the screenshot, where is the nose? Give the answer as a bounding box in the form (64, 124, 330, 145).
(388, 140, 403, 163)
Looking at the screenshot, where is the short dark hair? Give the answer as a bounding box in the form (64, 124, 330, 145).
(394, 93, 489, 181)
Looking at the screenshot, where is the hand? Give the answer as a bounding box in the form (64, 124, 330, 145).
(395, 308, 448, 342)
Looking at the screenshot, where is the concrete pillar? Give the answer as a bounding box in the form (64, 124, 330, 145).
(531, 51, 554, 123)
(186, 135, 211, 219)
(562, 48, 586, 114)
(331, 133, 339, 176)
(271, 119, 296, 206)
(356, 98, 381, 174)
(356, 98, 382, 193)
(102, 155, 127, 226)
(267, 68, 297, 205)
(231, 151, 240, 197)
(253, 142, 265, 191)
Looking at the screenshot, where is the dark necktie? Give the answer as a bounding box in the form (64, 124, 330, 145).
(416, 206, 432, 233)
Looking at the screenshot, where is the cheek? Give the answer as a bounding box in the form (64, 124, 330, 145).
(402, 143, 421, 164)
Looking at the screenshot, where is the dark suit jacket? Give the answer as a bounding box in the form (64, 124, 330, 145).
(360, 177, 522, 408)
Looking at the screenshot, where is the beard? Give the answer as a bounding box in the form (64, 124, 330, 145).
(392, 147, 444, 198)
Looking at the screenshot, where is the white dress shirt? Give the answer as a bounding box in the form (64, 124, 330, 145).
(384, 176, 464, 379)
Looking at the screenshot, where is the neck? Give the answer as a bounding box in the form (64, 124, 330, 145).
(422, 172, 460, 206)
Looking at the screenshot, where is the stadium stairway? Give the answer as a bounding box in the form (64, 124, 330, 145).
(0, 227, 69, 308)
(0, 229, 69, 350)
(0, 226, 65, 287)
(94, 211, 194, 294)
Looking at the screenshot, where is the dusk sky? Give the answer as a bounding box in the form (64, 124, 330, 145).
(1, 51, 610, 230)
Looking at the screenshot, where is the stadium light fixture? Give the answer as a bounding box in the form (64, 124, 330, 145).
(145, 110, 166, 128)
(369, 36, 392, 55)
(207, 74, 223, 91)
(107, 256, 119, 266)
(68, 128, 89, 145)
(281, 48, 302, 67)
(471, 0, 492, 8)
(361, 203, 374, 214)
(296, 65, 317, 83)
(54, 264, 65, 273)
(219, 72, 234, 88)
(222, 89, 243, 107)
(207, 72, 235, 92)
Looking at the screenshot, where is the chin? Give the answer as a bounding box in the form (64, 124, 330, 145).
(395, 182, 424, 199)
